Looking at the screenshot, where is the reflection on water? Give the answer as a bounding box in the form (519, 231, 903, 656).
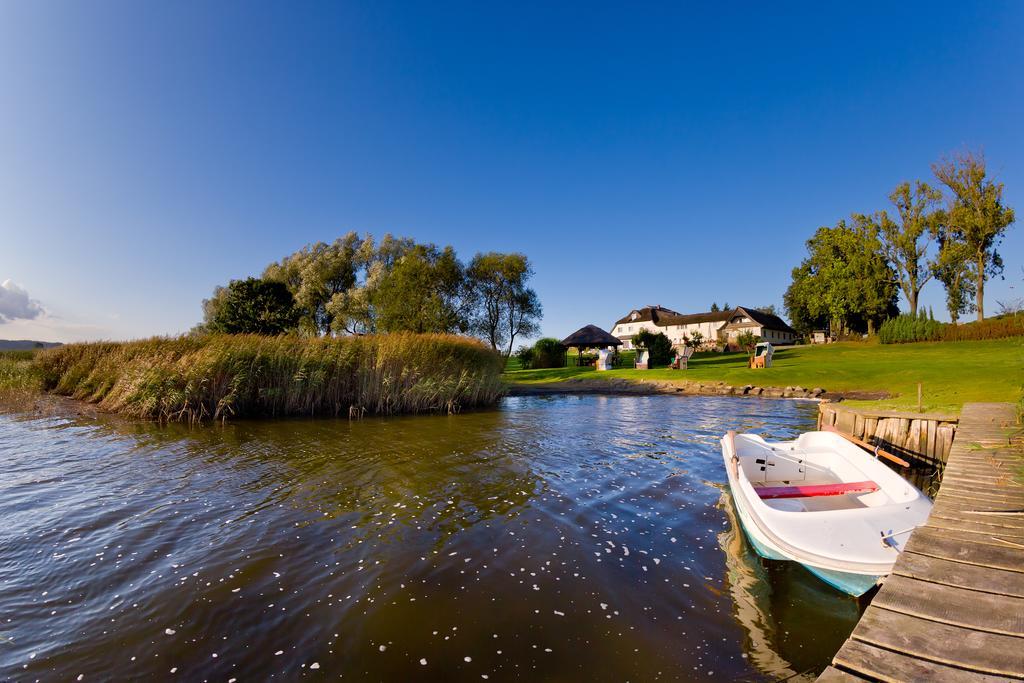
(717, 488, 862, 681)
(0, 395, 858, 680)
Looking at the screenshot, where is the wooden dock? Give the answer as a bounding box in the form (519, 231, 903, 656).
(820, 402, 1024, 682)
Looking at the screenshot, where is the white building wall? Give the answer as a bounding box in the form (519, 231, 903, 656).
(612, 320, 728, 349)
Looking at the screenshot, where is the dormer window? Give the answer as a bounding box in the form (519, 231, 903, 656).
(631, 312, 639, 321)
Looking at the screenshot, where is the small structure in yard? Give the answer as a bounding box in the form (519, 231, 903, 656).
(811, 329, 830, 344)
(560, 325, 623, 369)
(635, 349, 650, 370)
(749, 342, 774, 368)
(671, 346, 695, 369)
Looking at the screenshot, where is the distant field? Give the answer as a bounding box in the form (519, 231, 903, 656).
(505, 339, 1024, 412)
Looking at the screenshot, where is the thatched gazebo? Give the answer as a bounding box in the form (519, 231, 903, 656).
(561, 325, 622, 367)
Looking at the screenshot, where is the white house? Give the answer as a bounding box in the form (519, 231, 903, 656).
(611, 305, 798, 350)
(718, 307, 799, 346)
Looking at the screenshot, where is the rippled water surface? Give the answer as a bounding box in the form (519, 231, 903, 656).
(1, 395, 862, 681)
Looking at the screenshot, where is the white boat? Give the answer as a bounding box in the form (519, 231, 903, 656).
(720, 430, 932, 596)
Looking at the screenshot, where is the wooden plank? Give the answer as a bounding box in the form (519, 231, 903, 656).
(928, 511, 1024, 535)
(872, 574, 1024, 635)
(941, 465, 1023, 478)
(834, 639, 1007, 682)
(852, 607, 1024, 676)
(896, 551, 1024, 598)
(938, 486, 1024, 505)
(906, 527, 1024, 568)
(937, 488, 1024, 505)
(825, 403, 959, 423)
(940, 473, 1021, 487)
(817, 665, 868, 682)
(942, 463, 1021, 478)
(925, 518, 1024, 544)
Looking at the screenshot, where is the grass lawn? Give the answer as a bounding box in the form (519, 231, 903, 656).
(505, 338, 1024, 412)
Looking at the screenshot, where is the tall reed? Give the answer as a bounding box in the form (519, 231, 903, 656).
(34, 333, 506, 422)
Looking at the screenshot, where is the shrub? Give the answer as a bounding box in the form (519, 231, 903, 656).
(33, 333, 505, 422)
(531, 338, 566, 369)
(879, 314, 945, 344)
(736, 331, 760, 359)
(632, 330, 673, 366)
(205, 277, 300, 335)
(514, 344, 535, 369)
(940, 314, 1024, 342)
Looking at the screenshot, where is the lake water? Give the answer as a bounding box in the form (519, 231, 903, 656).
(0, 395, 861, 681)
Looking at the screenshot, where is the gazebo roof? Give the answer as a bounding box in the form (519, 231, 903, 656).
(561, 324, 623, 348)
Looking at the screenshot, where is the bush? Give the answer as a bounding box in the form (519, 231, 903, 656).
(33, 333, 505, 422)
(879, 313, 945, 344)
(632, 330, 673, 367)
(206, 277, 300, 335)
(514, 344, 535, 369)
(531, 338, 566, 369)
(940, 314, 1024, 342)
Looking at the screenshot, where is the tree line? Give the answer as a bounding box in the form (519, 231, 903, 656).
(785, 151, 1015, 336)
(198, 233, 541, 358)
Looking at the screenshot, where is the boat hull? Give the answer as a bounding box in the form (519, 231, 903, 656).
(731, 491, 882, 596)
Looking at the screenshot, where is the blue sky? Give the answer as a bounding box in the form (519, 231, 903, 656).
(1, 2, 1022, 342)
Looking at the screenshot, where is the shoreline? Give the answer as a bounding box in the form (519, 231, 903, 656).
(506, 377, 891, 402)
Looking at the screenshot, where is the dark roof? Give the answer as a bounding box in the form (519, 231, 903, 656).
(611, 305, 796, 335)
(561, 324, 623, 347)
(723, 307, 798, 335)
(612, 305, 684, 327)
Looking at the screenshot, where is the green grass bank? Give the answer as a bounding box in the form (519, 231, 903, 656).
(22, 333, 504, 422)
(506, 338, 1024, 412)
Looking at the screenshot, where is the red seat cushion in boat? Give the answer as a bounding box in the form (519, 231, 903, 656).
(755, 481, 879, 499)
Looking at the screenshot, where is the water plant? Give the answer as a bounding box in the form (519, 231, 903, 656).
(33, 333, 505, 422)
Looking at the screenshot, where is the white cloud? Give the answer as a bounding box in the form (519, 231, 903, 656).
(0, 315, 111, 344)
(0, 279, 44, 321)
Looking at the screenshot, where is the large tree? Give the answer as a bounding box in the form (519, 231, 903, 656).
(870, 180, 944, 316)
(465, 252, 542, 358)
(204, 277, 299, 335)
(784, 219, 899, 336)
(932, 152, 1016, 321)
(932, 234, 977, 324)
(262, 233, 362, 335)
(373, 244, 468, 334)
(326, 234, 416, 335)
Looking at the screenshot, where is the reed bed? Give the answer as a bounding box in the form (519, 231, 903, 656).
(34, 333, 506, 422)
(0, 350, 41, 391)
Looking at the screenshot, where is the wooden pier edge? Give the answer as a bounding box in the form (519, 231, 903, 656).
(818, 402, 1024, 682)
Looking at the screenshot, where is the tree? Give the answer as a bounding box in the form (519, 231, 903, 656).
(326, 234, 416, 335)
(871, 180, 944, 316)
(466, 253, 542, 358)
(373, 244, 468, 334)
(632, 329, 673, 366)
(205, 278, 299, 335)
(932, 234, 976, 324)
(710, 302, 720, 312)
(263, 233, 362, 335)
(531, 338, 565, 369)
(784, 219, 899, 336)
(753, 304, 778, 316)
(684, 330, 705, 350)
(932, 152, 1016, 321)
(736, 330, 760, 361)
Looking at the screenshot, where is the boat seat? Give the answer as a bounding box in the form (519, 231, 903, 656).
(754, 481, 879, 500)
